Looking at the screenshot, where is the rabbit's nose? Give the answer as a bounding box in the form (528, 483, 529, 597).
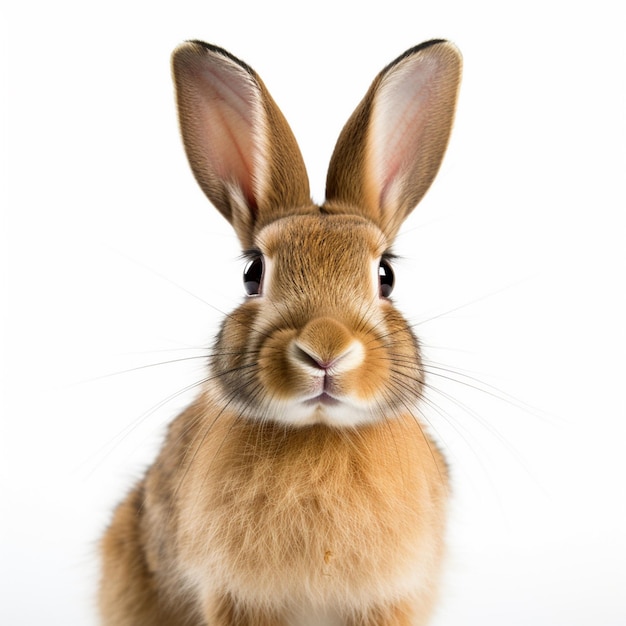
(290, 317, 364, 374)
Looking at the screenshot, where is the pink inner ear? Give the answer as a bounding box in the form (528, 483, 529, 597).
(186, 55, 263, 209)
(368, 56, 439, 210)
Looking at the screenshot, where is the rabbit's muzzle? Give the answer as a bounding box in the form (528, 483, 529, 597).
(291, 317, 365, 374)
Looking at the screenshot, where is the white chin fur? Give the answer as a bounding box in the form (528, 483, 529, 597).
(256, 398, 385, 428)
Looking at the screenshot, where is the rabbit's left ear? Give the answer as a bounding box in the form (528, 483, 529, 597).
(325, 40, 462, 241)
(172, 42, 312, 248)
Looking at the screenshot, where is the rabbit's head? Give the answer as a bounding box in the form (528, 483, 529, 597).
(172, 41, 461, 427)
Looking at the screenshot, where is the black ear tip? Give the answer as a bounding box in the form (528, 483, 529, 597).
(415, 38, 449, 50)
(173, 40, 256, 76)
(385, 39, 461, 72)
(179, 40, 227, 56)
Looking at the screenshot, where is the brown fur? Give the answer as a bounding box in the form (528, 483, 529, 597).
(100, 40, 461, 625)
(101, 400, 447, 625)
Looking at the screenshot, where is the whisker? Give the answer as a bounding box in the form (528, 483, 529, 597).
(422, 377, 540, 484)
(82, 356, 260, 476)
(81, 375, 212, 476)
(379, 382, 448, 490)
(422, 359, 555, 421)
(390, 361, 508, 453)
(77, 355, 210, 384)
(172, 390, 242, 510)
(410, 279, 531, 328)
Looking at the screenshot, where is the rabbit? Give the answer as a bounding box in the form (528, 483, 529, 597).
(99, 38, 462, 626)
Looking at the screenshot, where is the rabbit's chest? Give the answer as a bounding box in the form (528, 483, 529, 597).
(176, 423, 444, 606)
(188, 464, 399, 573)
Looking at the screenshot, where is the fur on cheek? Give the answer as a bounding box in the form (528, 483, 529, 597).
(257, 327, 309, 400)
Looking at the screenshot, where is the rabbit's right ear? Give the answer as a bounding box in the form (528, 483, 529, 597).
(325, 40, 462, 241)
(172, 42, 312, 248)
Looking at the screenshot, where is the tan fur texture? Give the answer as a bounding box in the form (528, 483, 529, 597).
(100, 40, 462, 625)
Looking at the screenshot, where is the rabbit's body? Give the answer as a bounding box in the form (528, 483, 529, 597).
(100, 40, 461, 625)
(102, 399, 445, 625)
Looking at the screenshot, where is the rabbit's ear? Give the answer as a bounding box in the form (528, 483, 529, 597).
(172, 42, 311, 247)
(325, 40, 461, 241)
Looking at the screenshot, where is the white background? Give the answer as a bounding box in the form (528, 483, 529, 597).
(1, 1, 625, 624)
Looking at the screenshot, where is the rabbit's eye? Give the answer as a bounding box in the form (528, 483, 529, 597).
(378, 258, 395, 298)
(243, 255, 264, 296)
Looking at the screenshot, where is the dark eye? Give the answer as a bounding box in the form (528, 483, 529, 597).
(243, 255, 264, 296)
(378, 258, 395, 298)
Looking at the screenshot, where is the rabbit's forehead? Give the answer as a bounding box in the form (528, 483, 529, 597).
(257, 215, 388, 263)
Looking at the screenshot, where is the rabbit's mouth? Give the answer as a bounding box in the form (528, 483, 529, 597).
(304, 392, 341, 407)
(293, 393, 372, 427)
